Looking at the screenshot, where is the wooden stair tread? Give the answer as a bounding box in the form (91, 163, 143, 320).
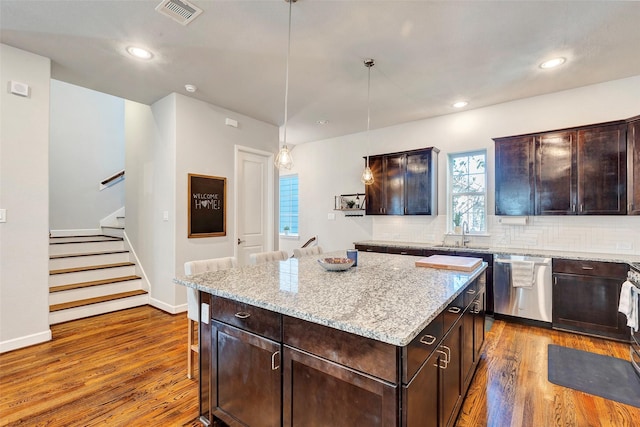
(50, 250, 129, 260)
(50, 262, 135, 275)
(50, 290, 147, 312)
(50, 275, 141, 293)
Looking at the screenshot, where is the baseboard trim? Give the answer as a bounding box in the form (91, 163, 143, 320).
(149, 297, 186, 315)
(0, 329, 52, 353)
(50, 228, 102, 237)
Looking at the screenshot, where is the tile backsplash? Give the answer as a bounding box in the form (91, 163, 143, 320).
(372, 215, 640, 255)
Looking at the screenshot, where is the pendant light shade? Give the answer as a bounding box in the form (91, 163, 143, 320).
(361, 58, 375, 185)
(275, 0, 296, 170)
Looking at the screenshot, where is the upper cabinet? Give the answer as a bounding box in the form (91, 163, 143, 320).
(495, 120, 629, 216)
(628, 116, 640, 215)
(365, 147, 438, 216)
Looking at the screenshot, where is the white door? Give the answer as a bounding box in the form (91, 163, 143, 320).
(235, 147, 274, 266)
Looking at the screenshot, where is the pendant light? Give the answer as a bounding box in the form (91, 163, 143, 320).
(361, 58, 375, 185)
(275, 0, 296, 170)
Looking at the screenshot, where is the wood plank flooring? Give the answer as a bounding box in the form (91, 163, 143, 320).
(0, 306, 201, 427)
(456, 319, 640, 427)
(2, 307, 639, 426)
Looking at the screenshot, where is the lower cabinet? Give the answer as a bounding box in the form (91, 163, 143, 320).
(282, 346, 398, 427)
(552, 259, 629, 341)
(211, 321, 281, 427)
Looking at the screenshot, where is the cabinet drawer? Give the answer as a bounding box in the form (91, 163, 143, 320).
(388, 247, 424, 256)
(463, 279, 480, 307)
(211, 296, 281, 341)
(355, 244, 388, 253)
(283, 315, 398, 383)
(402, 313, 443, 383)
(552, 259, 627, 278)
(443, 292, 465, 333)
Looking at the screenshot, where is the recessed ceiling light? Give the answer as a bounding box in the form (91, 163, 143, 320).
(452, 101, 468, 109)
(316, 120, 329, 125)
(185, 84, 197, 93)
(539, 57, 566, 69)
(126, 46, 153, 60)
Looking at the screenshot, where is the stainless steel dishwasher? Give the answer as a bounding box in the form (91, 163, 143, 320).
(494, 254, 552, 323)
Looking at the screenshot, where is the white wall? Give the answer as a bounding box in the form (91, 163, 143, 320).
(280, 75, 640, 256)
(0, 44, 52, 352)
(125, 93, 278, 313)
(49, 80, 125, 232)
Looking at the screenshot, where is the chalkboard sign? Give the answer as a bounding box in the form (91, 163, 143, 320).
(188, 173, 226, 238)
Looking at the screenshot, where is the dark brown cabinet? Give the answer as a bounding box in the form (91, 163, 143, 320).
(628, 116, 640, 215)
(366, 147, 438, 216)
(494, 120, 628, 216)
(552, 259, 630, 342)
(494, 135, 535, 216)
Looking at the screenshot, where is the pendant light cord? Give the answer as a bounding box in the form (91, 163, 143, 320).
(282, 0, 292, 147)
(365, 59, 374, 168)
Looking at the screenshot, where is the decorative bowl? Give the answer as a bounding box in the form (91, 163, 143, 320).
(317, 257, 355, 271)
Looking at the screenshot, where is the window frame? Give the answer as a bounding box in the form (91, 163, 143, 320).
(447, 149, 487, 234)
(279, 174, 299, 237)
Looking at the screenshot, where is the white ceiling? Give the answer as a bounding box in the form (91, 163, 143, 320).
(2, 1, 640, 144)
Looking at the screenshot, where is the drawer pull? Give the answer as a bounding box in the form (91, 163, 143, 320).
(419, 335, 436, 345)
(434, 349, 448, 369)
(467, 289, 476, 295)
(234, 311, 251, 319)
(581, 266, 594, 270)
(400, 251, 408, 255)
(271, 350, 280, 370)
(447, 307, 461, 314)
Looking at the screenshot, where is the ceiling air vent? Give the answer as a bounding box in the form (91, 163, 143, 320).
(155, 0, 203, 25)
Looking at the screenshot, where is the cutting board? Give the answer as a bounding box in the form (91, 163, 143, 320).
(415, 255, 482, 272)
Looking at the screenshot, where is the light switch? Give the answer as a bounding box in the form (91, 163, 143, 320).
(0, 209, 6, 223)
(327, 213, 336, 220)
(162, 211, 169, 221)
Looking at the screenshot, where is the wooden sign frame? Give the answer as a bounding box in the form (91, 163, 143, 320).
(188, 173, 226, 238)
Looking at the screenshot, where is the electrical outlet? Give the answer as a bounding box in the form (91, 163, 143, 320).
(0, 209, 6, 223)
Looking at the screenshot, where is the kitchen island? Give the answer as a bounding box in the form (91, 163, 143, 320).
(175, 251, 487, 427)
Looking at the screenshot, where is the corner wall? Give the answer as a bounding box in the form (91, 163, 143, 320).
(0, 44, 52, 352)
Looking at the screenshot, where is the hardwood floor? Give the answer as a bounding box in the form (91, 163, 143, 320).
(457, 319, 640, 427)
(2, 308, 638, 426)
(0, 306, 201, 427)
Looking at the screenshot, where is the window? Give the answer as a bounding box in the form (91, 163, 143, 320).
(279, 174, 299, 235)
(449, 151, 486, 233)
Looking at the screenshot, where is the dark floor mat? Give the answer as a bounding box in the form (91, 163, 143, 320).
(547, 344, 640, 408)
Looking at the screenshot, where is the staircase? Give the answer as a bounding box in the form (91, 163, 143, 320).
(49, 234, 148, 324)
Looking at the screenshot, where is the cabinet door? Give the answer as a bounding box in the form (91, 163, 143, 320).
(385, 154, 405, 215)
(577, 124, 627, 214)
(440, 323, 463, 427)
(405, 150, 433, 215)
(282, 346, 398, 427)
(212, 322, 281, 427)
(494, 136, 535, 215)
(536, 131, 576, 215)
(462, 304, 474, 389)
(629, 119, 640, 215)
(199, 292, 213, 423)
(473, 292, 486, 362)
(552, 274, 630, 341)
(366, 155, 385, 215)
(402, 350, 439, 427)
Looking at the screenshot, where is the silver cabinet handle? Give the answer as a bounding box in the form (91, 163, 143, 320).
(467, 289, 476, 295)
(581, 266, 594, 270)
(234, 311, 251, 319)
(434, 349, 448, 369)
(448, 307, 461, 314)
(419, 335, 436, 345)
(271, 350, 280, 370)
(400, 251, 408, 255)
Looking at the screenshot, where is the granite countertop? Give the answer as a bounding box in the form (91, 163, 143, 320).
(174, 251, 487, 347)
(356, 240, 640, 264)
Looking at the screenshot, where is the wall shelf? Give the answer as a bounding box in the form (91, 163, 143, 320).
(334, 193, 366, 216)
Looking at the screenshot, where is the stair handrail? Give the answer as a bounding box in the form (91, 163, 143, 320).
(100, 169, 125, 190)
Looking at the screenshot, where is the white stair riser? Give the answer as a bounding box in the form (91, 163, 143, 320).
(102, 228, 124, 238)
(49, 236, 120, 244)
(49, 279, 143, 305)
(49, 265, 136, 286)
(116, 217, 125, 227)
(49, 252, 130, 270)
(49, 240, 124, 255)
(49, 294, 149, 325)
